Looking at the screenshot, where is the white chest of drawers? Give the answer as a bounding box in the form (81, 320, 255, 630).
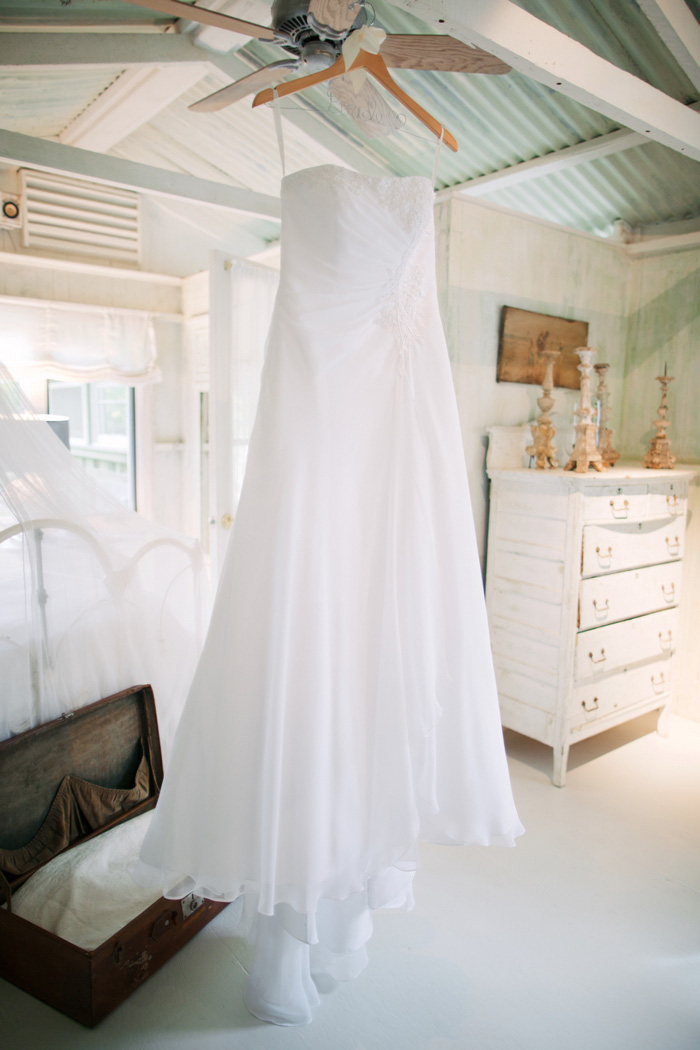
(484, 465, 695, 786)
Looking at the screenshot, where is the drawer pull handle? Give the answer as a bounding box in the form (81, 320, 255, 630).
(658, 630, 673, 651)
(588, 648, 606, 664)
(651, 673, 666, 691)
(582, 697, 599, 713)
(593, 598, 610, 613)
(662, 583, 676, 601)
(595, 545, 613, 560)
(665, 536, 680, 555)
(609, 498, 629, 517)
(666, 495, 680, 510)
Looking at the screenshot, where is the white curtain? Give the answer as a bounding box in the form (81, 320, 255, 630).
(0, 361, 207, 757)
(207, 254, 279, 581)
(0, 296, 159, 384)
(228, 260, 279, 508)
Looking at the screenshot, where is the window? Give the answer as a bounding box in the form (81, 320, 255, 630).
(48, 381, 136, 509)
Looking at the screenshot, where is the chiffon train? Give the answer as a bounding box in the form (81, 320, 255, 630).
(135, 165, 524, 1024)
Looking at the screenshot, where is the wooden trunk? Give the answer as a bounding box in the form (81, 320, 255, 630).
(0, 686, 228, 1027)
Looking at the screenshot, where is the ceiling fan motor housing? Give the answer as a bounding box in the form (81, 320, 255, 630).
(272, 0, 366, 54)
(301, 38, 338, 72)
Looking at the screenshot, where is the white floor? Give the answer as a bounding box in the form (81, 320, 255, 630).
(2, 713, 699, 1050)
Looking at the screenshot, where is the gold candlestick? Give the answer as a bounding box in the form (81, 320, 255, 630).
(644, 370, 676, 469)
(526, 346, 561, 469)
(594, 362, 619, 467)
(564, 347, 607, 473)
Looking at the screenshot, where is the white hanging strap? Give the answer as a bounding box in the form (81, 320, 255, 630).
(432, 127, 445, 189)
(272, 87, 286, 178)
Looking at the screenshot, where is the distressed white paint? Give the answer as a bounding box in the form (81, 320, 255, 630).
(391, 0, 700, 161)
(0, 129, 281, 219)
(637, 0, 700, 91)
(0, 31, 243, 71)
(437, 193, 700, 725)
(580, 519, 685, 577)
(627, 230, 700, 256)
(579, 560, 683, 630)
(191, 0, 275, 53)
(486, 467, 691, 783)
(435, 194, 631, 569)
(574, 607, 679, 680)
(0, 251, 182, 313)
(60, 66, 210, 152)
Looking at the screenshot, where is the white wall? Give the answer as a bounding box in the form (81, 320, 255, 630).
(140, 196, 274, 278)
(619, 246, 700, 720)
(436, 197, 699, 720)
(436, 196, 630, 567)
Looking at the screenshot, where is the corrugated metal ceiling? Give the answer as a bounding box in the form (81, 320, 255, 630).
(109, 69, 350, 194)
(0, 67, 124, 137)
(0, 0, 698, 242)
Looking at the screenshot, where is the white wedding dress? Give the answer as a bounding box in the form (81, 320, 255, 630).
(136, 163, 523, 1025)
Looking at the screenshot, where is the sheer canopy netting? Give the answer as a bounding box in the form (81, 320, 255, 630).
(135, 166, 523, 1025)
(0, 362, 207, 756)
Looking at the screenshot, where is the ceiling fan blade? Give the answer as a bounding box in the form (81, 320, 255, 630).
(189, 60, 300, 112)
(121, 0, 278, 42)
(380, 35, 511, 75)
(308, 0, 359, 35)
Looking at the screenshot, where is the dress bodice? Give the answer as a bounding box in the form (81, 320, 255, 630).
(281, 165, 433, 265)
(275, 165, 437, 362)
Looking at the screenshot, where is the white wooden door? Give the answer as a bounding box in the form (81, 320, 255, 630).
(207, 250, 278, 584)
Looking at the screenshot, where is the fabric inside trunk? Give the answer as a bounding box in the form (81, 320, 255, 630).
(0, 745, 150, 877)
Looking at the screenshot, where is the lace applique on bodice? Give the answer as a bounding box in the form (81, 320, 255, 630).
(373, 178, 433, 373)
(280, 165, 436, 379)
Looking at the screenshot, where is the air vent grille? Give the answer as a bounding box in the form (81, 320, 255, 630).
(20, 170, 140, 265)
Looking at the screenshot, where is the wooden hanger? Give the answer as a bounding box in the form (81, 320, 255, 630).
(252, 48, 458, 152)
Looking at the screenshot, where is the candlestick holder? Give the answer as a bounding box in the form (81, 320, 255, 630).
(526, 346, 561, 469)
(564, 347, 607, 473)
(593, 362, 619, 467)
(644, 372, 676, 469)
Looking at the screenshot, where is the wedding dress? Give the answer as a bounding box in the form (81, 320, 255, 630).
(136, 160, 523, 1025)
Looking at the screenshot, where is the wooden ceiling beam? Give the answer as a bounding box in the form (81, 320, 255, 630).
(439, 128, 647, 199)
(0, 31, 243, 76)
(636, 0, 700, 93)
(0, 128, 281, 219)
(390, 0, 700, 162)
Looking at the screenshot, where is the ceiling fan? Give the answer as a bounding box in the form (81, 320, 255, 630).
(123, 1, 511, 150)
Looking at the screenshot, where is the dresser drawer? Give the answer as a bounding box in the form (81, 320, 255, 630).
(575, 608, 678, 680)
(581, 519, 684, 577)
(647, 482, 687, 519)
(572, 659, 670, 727)
(578, 561, 682, 630)
(583, 485, 648, 522)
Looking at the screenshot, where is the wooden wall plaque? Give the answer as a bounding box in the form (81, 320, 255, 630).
(497, 307, 589, 389)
